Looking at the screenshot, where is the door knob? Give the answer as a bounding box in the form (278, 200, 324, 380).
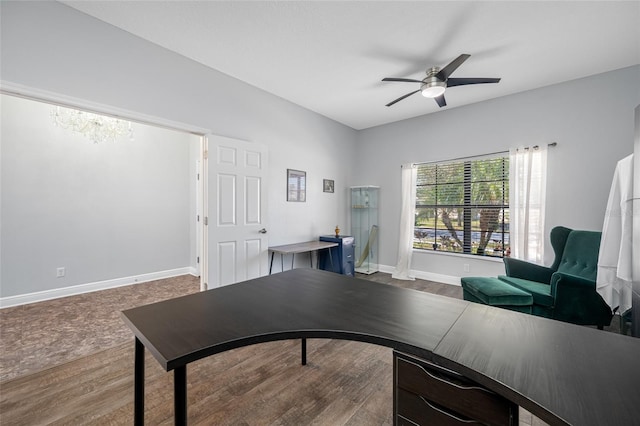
(259, 228, 267, 234)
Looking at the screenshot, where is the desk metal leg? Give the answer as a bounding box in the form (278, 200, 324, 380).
(269, 252, 275, 274)
(291, 253, 295, 270)
(134, 338, 144, 426)
(175, 366, 187, 426)
(281, 253, 284, 272)
(301, 338, 307, 366)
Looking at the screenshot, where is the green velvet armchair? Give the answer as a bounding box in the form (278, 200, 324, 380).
(499, 226, 613, 328)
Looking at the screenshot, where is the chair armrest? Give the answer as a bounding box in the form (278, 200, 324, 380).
(550, 272, 613, 326)
(503, 258, 554, 283)
(550, 272, 595, 296)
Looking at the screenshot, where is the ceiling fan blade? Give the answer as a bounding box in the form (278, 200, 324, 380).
(447, 77, 501, 87)
(382, 77, 424, 83)
(434, 94, 447, 108)
(435, 54, 471, 81)
(386, 90, 420, 107)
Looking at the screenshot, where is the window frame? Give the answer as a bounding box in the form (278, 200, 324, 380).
(413, 154, 510, 258)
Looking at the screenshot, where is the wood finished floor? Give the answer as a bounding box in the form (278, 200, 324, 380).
(0, 274, 201, 382)
(0, 272, 548, 425)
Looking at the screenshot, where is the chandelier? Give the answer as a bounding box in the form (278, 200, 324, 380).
(51, 106, 134, 144)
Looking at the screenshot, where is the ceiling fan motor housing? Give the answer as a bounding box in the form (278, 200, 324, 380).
(421, 68, 446, 98)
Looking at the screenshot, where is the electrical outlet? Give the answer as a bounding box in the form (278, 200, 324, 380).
(463, 264, 470, 273)
(56, 267, 65, 278)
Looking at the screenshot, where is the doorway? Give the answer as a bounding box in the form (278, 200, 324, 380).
(0, 90, 204, 302)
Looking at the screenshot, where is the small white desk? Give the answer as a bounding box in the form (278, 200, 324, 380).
(268, 240, 338, 274)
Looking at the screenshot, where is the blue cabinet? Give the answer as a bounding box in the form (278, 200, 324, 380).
(318, 235, 355, 276)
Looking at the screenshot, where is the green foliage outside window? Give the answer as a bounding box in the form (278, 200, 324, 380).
(414, 156, 510, 257)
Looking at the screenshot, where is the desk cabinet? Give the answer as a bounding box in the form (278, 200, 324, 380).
(394, 352, 518, 426)
(318, 235, 355, 276)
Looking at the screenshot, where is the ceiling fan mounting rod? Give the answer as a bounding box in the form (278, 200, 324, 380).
(426, 66, 440, 78)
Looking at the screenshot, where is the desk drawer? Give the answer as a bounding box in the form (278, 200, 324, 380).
(394, 353, 516, 426)
(397, 388, 484, 425)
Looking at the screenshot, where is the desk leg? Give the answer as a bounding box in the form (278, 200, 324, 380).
(281, 253, 284, 272)
(134, 338, 144, 426)
(269, 252, 275, 275)
(175, 366, 187, 426)
(328, 248, 335, 272)
(291, 253, 295, 270)
(301, 338, 307, 366)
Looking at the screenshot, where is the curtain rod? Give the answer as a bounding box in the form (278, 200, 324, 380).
(413, 142, 557, 166)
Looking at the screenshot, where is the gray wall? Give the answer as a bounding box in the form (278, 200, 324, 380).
(354, 66, 640, 280)
(1, 94, 198, 297)
(1, 1, 638, 298)
(0, 1, 356, 298)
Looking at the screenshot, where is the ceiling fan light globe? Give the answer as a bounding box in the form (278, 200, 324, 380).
(421, 82, 446, 98)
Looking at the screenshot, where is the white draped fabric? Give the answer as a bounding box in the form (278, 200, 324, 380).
(597, 154, 634, 314)
(393, 163, 417, 280)
(509, 145, 548, 263)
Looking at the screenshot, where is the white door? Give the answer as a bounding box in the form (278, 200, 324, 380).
(203, 134, 268, 289)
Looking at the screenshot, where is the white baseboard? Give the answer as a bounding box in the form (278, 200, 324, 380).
(1, 265, 457, 309)
(0, 267, 193, 309)
(378, 264, 461, 286)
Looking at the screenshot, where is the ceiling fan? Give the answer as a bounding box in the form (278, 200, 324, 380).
(382, 54, 500, 108)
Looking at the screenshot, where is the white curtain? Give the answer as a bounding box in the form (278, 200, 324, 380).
(509, 145, 548, 263)
(393, 163, 417, 280)
(597, 154, 634, 314)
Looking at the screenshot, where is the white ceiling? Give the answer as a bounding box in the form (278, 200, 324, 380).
(62, 1, 640, 130)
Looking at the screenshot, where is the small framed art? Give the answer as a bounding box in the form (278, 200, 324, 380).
(323, 179, 335, 193)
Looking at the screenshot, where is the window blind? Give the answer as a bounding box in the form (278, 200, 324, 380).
(414, 154, 509, 257)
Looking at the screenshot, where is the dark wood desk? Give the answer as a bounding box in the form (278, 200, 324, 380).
(121, 269, 640, 425)
(433, 303, 640, 425)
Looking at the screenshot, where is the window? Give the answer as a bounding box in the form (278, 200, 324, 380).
(414, 155, 509, 257)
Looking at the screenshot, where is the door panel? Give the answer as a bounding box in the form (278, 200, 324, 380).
(245, 239, 262, 280)
(218, 174, 236, 225)
(218, 145, 237, 165)
(206, 134, 268, 289)
(217, 241, 237, 286)
(245, 176, 261, 224)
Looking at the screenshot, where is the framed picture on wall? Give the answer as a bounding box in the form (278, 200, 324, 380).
(323, 179, 334, 193)
(287, 169, 306, 202)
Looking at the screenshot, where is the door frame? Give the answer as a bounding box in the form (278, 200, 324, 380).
(201, 136, 210, 291)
